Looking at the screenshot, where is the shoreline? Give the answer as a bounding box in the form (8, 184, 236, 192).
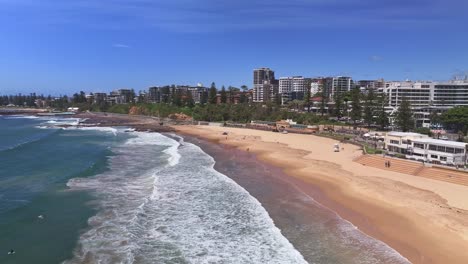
(182, 134, 409, 263)
(174, 125, 468, 264)
(30, 113, 468, 263)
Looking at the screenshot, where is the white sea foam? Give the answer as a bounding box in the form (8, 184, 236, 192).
(5, 115, 39, 119)
(41, 118, 81, 126)
(65, 132, 306, 264)
(64, 126, 118, 136)
(35, 125, 52, 129)
(163, 144, 181, 167)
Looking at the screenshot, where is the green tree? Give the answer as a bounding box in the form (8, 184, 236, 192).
(304, 88, 311, 112)
(200, 89, 208, 105)
(274, 93, 282, 106)
(429, 111, 441, 128)
(349, 88, 362, 127)
(209, 82, 217, 104)
(173, 88, 182, 106)
(129, 89, 136, 103)
(161, 86, 171, 103)
(363, 89, 376, 128)
(319, 92, 327, 116)
(185, 90, 195, 107)
(220, 86, 227, 103)
(170, 85, 176, 104)
(239, 92, 247, 104)
(441, 106, 468, 135)
(78, 91, 86, 103)
(414, 127, 432, 136)
(333, 94, 343, 118)
(395, 97, 414, 132)
(376, 94, 389, 130)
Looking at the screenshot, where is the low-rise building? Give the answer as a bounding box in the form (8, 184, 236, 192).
(384, 132, 429, 154)
(407, 138, 467, 165)
(384, 132, 467, 165)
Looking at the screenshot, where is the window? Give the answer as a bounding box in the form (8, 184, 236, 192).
(402, 140, 408, 144)
(414, 143, 425, 149)
(429, 145, 437, 151)
(390, 140, 400, 144)
(437, 146, 445, 152)
(445, 147, 455, 153)
(455, 148, 464, 154)
(431, 154, 438, 159)
(440, 156, 447, 161)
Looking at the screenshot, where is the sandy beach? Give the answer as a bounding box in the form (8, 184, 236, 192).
(174, 125, 468, 264)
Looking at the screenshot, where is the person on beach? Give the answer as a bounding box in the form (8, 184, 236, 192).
(388, 161, 391, 167)
(385, 161, 388, 168)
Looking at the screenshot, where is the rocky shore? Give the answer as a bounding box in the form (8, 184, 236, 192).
(74, 112, 176, 132)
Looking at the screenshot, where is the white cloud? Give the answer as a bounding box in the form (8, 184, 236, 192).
(112, 43, 130, 48)
(369, 55, 383, 62)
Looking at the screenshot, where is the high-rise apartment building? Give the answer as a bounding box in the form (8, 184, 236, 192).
(382, 81, 432, 109)
(357, 79, 385, 90)
(253, 68, 278, 102)
(323, 76, 353, 99)
(279, 76, 312, 104)
(433, 81, 468, 108)
(148, 87, 162, 103)
(378, 80, 468, 127)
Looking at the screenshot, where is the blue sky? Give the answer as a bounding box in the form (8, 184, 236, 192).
(0, 0, 467, 95)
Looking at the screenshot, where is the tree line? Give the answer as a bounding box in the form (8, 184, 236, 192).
(2, 86, 467, 135)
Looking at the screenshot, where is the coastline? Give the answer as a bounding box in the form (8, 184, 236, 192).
(174, 125, 468, 264)
(181, 134, 409, 263)
(37, 112, 468, 263)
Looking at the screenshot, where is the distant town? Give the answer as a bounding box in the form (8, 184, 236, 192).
(1, 67, 468, 131)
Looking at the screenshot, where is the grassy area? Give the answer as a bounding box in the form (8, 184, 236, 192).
(316, 132, 348, 141)
(364, 145, 383, 154)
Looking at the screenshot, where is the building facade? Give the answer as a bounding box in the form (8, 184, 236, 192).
(279, 76, 312, 104)
(253, 68, 278, 102)
(378, 80, 468, 127)
(407, 138, 467, 165)
(323, 76, 353, 99)
(384, 132, 467, 166)
(432, 81, 468, 109)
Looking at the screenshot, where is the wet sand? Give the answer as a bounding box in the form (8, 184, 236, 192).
(175, 125, 468, 264)
(183, 135, 408, 263)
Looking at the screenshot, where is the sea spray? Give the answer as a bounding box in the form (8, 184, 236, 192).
(65, 132, 306, 264)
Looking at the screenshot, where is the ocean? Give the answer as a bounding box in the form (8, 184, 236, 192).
(0, 115, 409, 264)
(0, 116, 305, 263)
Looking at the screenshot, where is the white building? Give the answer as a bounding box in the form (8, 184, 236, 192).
(432, 80, 468, 109)
(379, 80, 468, 128)
(279, 76, 312, 104)
(384, 132, 467, 166)
(385, 132, 429, 154)
(310, 82, 320, 96)
(324, 76, 353, 99)
(382, 81, 432, 109)
(408, 138, 467, 165)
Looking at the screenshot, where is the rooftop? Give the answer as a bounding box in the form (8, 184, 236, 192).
(387, 132, 429, 138)
(414, 138, 467, 148)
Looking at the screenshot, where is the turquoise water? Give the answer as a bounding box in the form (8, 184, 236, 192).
(0, 116, 127, 264)
(0, 116, 306, 264)
(0, 116, 409, 264)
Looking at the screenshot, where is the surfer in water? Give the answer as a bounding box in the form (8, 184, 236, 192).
(8, 249, 15, 255)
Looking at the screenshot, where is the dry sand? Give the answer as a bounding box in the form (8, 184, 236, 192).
(174, 125, 468, 264)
